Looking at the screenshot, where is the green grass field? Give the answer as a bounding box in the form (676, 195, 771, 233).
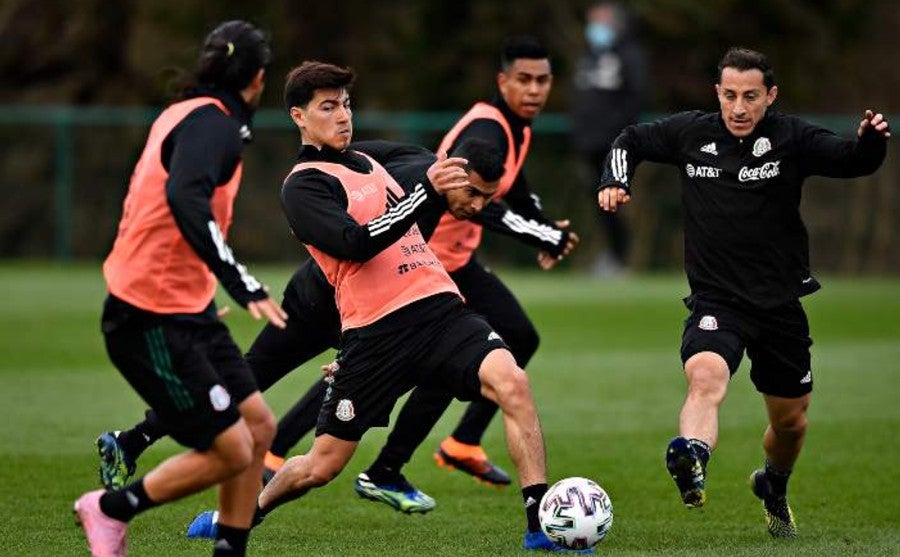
(1, 263, 898, 556)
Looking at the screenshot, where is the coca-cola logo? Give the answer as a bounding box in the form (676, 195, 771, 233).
(738, 160, 781, 183)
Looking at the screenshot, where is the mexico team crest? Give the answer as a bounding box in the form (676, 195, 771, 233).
(698, 315, 719, 331)
(752, 137, 771, 157)
(336, 399, 356, 422)
(209, 384, 231, 411)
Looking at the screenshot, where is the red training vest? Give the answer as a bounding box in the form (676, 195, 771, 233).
(428, 102, 532, 271)
(288, 152, 460, 330)
(103, 97, 241, 314)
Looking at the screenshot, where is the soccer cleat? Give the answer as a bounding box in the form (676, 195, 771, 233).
(74, 489, 128, 557)
(186, 510, 218, 539)
(97, 431, 136, 490)
(261, 467, 277, 486)
(750, 469, 797, 538)
(434, 437, 512, 486)
(353, 472, 436, 514)
(522, 530, 594, 553)
(665, 436, 706, 508)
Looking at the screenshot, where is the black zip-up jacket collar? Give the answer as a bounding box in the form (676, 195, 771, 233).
(182, 86, 256, 143)
(295, 143, 373, 173)
(491, 94, 530, 149)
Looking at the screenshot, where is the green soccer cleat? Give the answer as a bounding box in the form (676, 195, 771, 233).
(353, 472, 436, 514)
(665, 436, 706, 508)
(97, 431, 136, 490)
(750, 469, 797, 538)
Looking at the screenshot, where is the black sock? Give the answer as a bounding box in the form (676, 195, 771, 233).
(116, 410, 165, 460)
(99, 478, 159, 522)
(764, 460, 792, 497)
(688, 438, 712, 467)
(522, 483, 548, 533)
(213, 524, 250, 556)
(365, 463, 401, 485)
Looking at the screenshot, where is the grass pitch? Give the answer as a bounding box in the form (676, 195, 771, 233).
(0, 263, 898, 556)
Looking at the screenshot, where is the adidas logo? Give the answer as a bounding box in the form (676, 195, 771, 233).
(214, 539, 233, 550)
(488, 331, 502, 342)
(524, 496, 537, 508)
(700, 142, 718, 156)
(800, 371, 812, 384)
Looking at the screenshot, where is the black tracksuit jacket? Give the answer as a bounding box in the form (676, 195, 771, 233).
(601, 110, 887, 309)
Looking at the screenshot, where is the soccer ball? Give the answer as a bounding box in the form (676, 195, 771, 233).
(539, 477, 613, 550)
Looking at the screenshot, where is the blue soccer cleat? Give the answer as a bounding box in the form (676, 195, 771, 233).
(522, 530, 594, 553)
(186, 510, 218, 539)
(353, 472, 436, 514)
(97, 431, 136, 490)
(666, 436, 706, 508)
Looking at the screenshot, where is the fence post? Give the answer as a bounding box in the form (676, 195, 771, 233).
(54, 108, 74, 261)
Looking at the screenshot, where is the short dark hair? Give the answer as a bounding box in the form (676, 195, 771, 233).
(452, 138, 504, 183)
(191, 20, 271, 93)
(283, 61, 355, 110)
(717, 47, 775, 89)
(500, 36, 549, 71)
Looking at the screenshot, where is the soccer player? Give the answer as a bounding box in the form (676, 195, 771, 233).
(355, 35, 578, 501)
(597, 47, 890, 537)
(191, 59, 570, 552)
(74, 21, 287, 557)
(96, 137, 509, 518)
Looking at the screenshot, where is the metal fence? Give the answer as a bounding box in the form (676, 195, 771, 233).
(1, 106, 896, 273)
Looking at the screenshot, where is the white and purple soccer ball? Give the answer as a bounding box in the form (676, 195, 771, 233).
(538, 477, 613, 550)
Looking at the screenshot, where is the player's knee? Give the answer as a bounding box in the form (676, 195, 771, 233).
(772, 408, 808, 436)
(252, 410, 277, 454)
(685, 353, 729, 400)
(493, 365, 533, 411)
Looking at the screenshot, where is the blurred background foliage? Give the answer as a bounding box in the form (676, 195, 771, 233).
(1, 0, 897, 272)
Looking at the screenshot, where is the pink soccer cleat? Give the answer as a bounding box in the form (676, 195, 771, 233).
(74, 489, 128, 557)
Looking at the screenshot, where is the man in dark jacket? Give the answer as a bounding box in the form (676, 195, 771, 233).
(570, 1, 650, 275)
(598, 47, 890, 538)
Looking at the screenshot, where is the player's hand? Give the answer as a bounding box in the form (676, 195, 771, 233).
(597, 186, 631, 213)
(555, 220, 580, 256)
(247, 295, 288, 329)
(216, 306, 232, 319)
(427, 152, 470, 195)
(320, 360, 339, 382)
(537, 251, 558, 270)
(538, 220, 580, 270)
(858, 109, 891, 139)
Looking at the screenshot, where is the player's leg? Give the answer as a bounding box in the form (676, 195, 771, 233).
(474, 349, 565, 550)
(670, 297, 745, 508)
(258, 434, 358, 514)
(77, 322, 259, 555)
(263, 378, 328, 481)
(747, 302, 812, 538)
(355, 385, 448, 513)
(437, 258, 538, 485)
(244, 309, 338, 480)
(97, 409, 164, 489)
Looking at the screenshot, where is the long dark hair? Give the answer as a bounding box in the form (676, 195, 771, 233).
(179, 20, 271, 98)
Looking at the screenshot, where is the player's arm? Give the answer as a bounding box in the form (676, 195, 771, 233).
(501, 173, 579, 264)
(795, 110, 889, 178)
(472, 200, 570, 257)
(350, 140, 431, 165)
(164, 110, 272, 312)
(598, 111, 695, 212)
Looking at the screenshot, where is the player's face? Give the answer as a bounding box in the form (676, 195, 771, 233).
(292, 88, 353, 150)
(498, 58, 553, 120)
(445, 170, 498, 220)
(715, 67, 778, 138)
